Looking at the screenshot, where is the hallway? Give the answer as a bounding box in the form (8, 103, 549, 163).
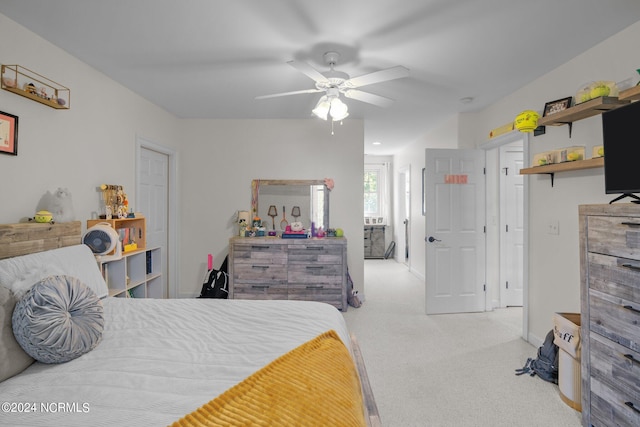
(342, 259, 581, 427)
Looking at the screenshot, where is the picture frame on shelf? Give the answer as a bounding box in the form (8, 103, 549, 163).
(543, 97, 572, 117)
(0, 110, 18, 156)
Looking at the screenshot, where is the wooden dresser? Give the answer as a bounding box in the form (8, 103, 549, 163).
(579, 204, 640, 426)
(364, 225, 385, 259)
(228, 237, 348, 311)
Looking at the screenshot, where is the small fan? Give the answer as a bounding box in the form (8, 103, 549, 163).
(83, 222, 122, 262)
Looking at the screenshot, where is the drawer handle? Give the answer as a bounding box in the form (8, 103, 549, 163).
(251, 285, 270, 289)
(251, 246, 272, 250)
(621, 221, 640, 227)
(306, 285, 324, 289)
(623, 305, 640, 315)
(305, 246, 323, 250)
(625, 401, 640, 414)
(622, 263, 640, 271)
(306, 266, 324, 270)
(251, 265, 269, 269)
(623, 354, 640, 366)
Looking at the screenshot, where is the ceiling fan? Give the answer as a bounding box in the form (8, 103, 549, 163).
(256, 51, 409, 121)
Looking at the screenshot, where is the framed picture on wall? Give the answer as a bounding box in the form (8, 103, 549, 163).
(0, 110, 18, 156)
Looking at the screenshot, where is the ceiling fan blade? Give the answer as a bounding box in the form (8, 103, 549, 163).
(255, 88, 324, 100)
(287, 60, 330, 84)
(343, 90, 395, 108)
(344, 65, 409, 88)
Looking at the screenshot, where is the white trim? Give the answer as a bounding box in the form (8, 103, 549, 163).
(480, 131, 531, 343)
(135, 136, 180, 299)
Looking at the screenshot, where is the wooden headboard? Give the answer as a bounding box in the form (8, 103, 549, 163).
(0, 221, 82, 260)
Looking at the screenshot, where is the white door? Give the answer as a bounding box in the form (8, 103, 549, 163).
(138, 146, 169, 298)
(500, 143, 524, 306)
(397, 166, 410, 265)
(425, 149, 486, 314)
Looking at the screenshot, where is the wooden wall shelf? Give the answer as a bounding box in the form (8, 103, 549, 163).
(520, 157, 603, 175)
(537, 96, 628, 127)
(619, 85, 640, 101)
(1, 65, 70, 110)
(520, 157, 604, 187)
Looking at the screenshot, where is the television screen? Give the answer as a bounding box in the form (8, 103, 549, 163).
(602, 100, 640, 203)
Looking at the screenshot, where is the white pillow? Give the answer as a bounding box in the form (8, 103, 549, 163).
(0, 244, 108, 299)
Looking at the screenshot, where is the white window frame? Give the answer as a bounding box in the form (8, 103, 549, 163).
(364, 163, 389, 225)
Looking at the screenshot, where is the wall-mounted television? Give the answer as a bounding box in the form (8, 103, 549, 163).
(602, 100, 640, 204)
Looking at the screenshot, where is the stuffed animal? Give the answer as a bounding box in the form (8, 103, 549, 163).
(36, 188, 76, 223)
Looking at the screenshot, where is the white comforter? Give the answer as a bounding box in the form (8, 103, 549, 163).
(0, 297, 351, 427)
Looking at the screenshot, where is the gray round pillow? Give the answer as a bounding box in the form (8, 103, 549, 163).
(12, 275, 104, 364)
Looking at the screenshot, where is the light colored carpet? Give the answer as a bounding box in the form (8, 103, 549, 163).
(343, 259, 582, 427)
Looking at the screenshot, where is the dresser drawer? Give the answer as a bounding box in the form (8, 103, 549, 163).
(232, 264, 287, 283)
(288, 244, 343, 264)
(288, 283, 342, 308)
(590, 332, 640, 401)
(590, 376, 640, 427)
(232, 243, 287, 265)
(587, 216, 640, 260)
(590, 289, 640, 353)
(232, 283, 287, 300)
(288, 264, 343, 284)
(588, 252, 640, 304)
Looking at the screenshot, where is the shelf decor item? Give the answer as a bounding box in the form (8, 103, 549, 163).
(514, 110, 540, 132)
(0, 110, 18, 156)
(543, 97, 573, 117)
(1, 65, 70, 110)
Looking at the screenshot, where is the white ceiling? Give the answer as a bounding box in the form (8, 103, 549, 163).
(2, 0, 640, 155)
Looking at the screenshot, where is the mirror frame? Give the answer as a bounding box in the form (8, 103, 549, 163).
(251, 179, 329, 229)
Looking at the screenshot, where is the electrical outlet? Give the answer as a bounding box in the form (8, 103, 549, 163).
(547, 220, 559, 235)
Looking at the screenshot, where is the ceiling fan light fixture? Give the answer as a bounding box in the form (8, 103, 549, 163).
(329, 97, 349, 121)
(312, 95, 330, 120)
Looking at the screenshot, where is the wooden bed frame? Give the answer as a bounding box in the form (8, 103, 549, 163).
(0, 221, 381, 426)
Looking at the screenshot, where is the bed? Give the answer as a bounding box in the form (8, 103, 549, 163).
(0, 222, 379, 426)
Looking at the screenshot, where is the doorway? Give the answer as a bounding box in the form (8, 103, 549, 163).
(136, 137, 178, 298)
(397, 165, 410, 266)
(424, 148, 486, 314)
(499, 141, 524, 307)
(481, 131, 529, 340)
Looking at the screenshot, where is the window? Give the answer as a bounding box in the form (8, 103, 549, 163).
(364, 163, 388, 223)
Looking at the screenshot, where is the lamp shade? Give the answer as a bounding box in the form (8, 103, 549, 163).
(312, 93, 349, 121)
(312, 96, 330, 120)
(238, 210, 250, 224)
(330, 98, 349, 121)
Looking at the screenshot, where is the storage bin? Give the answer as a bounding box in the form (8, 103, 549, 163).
(553, 312, 581, 412)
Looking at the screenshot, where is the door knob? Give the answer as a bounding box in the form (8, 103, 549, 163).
(427, 236, 441, 243)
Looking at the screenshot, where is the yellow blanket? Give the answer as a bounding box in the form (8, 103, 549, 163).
(171, 330, 366, 427)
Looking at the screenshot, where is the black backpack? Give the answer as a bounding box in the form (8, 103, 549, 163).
(515, 329, 559, 384)
(198, 255, 229, 299)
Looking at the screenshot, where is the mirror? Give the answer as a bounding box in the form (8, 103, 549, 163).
(251, 179, 329, 232)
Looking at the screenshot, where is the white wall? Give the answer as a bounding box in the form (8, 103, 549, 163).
(465, 21, 640, 343)
(390, 20, 640, 344)
(0, 14, 180, 224)
(392, 115, 460, 279)
(0, 14, 366, 299)
(177, 119, 365, 297)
